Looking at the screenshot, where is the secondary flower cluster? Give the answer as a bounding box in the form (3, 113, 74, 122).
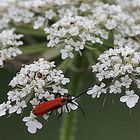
(0, 29, 23, 67)
(0, 1, 139, 62)
(45, 16, 108, 59)
(45, 2, 140, 59)
(0, 58, 78, 133)
(0, 0, 82, 68)
(20, 0, 76, 29)
(0, 0, 74, 31)
(87, 46, 140, 108)
(117, 0, 140, 23)
(22, 0, 65, 29)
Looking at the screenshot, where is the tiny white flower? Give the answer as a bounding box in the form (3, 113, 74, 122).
(121, 75, 132, 88)
(9, 101, 27, 114)
(43, 114, 49, 120)
(0, 101, 11, 117)
(30, 98, 39, 106)
(105, 19, 117, 30)
(45, 10, 56, 20)
(79, 3, 91, 12)
(136, 79, 140, 89)
(87, 83, 106, 98)
(52, 86, 68, 95)
(68, 27, 79, 36)
(33, 16, 45, 29)
(61, 78, 70, 85)
(23, 113, 43, 134)
(110, 81, 122, 94)
(60, 45, 74, 59)
(120, 90, 139, 108)
(58, 97, 78, 113)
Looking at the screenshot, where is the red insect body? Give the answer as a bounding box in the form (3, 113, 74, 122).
(32, 97, 69, 116)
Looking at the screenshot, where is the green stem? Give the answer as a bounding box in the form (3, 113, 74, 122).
(16, 25, 45, 36)
(59, 55, 83, 140)
(20, 43, 47, 54)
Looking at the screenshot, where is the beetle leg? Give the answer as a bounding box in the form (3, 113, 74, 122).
(55, 93, 61, 98)
(71, 102, 85, 118)
(47, 111, 53, 116)
(66, 104, 70, 115)
(39, 97, 47, 103)
(66, 94, 71, 98)
(46, 111, 53, 116)
(57, 107, 63, 120)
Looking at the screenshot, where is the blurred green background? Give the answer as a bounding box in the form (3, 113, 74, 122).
(0, 68, 140, 140)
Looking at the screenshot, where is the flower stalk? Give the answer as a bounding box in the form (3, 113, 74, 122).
(59, 54, 83, 140)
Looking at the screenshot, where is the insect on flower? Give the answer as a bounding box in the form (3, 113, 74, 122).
(32, 92, 86, 118)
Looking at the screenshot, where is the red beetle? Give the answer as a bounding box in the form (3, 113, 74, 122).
(32, 96, 71, 116)
(32, 92, 86, 117)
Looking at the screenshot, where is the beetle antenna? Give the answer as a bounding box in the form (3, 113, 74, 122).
(73, 85, 94, 100)
(73, 89, 90, 100)
(74, 91, 87, 99)
(72, 102, 85, 118)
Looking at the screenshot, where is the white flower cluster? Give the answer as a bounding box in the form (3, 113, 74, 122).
(33, 10, 56, 29)
(91, 2, 140, 37)
(6, 6, 34, 24)
(22, 0, 73, 29)
(0, 1, 34, 30)
(0, 58, 78, 133)
(0, 29, 23, 67)
(0, 0, 72, 30)
(0, 1, 139, 62)
(117, 0, 140, 23)
(23, 0, 71, 9)
(46, 2, 140, 59)
(114, 34, 140, 50)
(0, 0, 15, 11)
(45, 16, 109, 59)
(87, 46, 140, 108)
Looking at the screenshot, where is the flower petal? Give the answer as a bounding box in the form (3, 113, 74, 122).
(43, 114, 49, 120)
(120, 96, 129, 102)
(23, 117, 30, 122)
(87, 89, 93, 95)
(9, 106, 18, 114)
(68, 103, 78, 110)
(57, 108, 62, 114)
(34, 120, 42, 129)
(126, 97, 136, 108)
(92, 92, 97, 98)
(28, 123, 36, 134)
(0, 109, 6, 117)
(133, 94, 139, 102)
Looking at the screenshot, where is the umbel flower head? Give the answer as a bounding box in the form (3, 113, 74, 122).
(87, 46, 140, 108)
(117, 0, 140, 23)
(45, 2, 139, 60)
(0, 0, 73, 32)
(0, 29, 23, 67)
(0, 58, 78, 133)
(20, 0, 74, 29)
